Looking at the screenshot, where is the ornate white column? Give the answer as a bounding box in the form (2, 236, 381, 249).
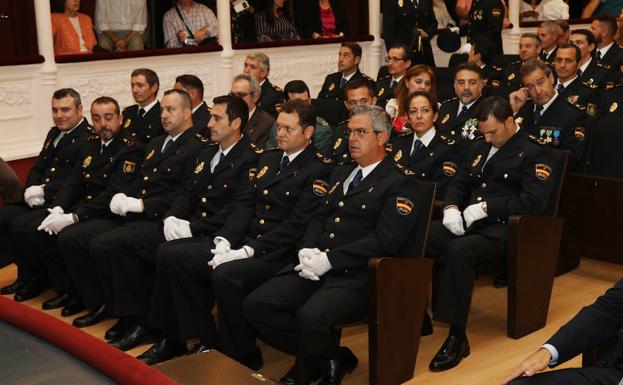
(216, 0, 234, 96)
(34, 0, 57, 86)
(509, 0, 521, 35)
(368, 0, 382, 76)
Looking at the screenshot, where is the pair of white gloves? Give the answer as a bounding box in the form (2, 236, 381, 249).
(37, 206, 76, 235)
(24, 185, 45, 208)
(207, 237, 254, 269)
(443, 202, 488, 236)
(294, 248, 332, 281)
(109, 193, 143, 216)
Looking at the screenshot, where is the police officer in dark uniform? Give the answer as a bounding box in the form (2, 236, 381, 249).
(510, 59, 590, 171)
(427, 96, 555, 372)
(538, 22, 561, 65)
(382, 0, 438, 67)
(331, 79, 378, 164)
(599, 82, 623, 116)
(392, 91, 468, 198)
(592, 15, 623, 72)
(123, 68, 165, 144)
(0, 88, 91, 299)
(56, 89, 204, 334)
(25, 96, 144, 316)
(174, 74, 212, 137)
(437, 63, 486, 141)
(494, 33, 542, 97)
(142, 99, 331, 367)
(376, 44, 412, 109)
(571, 29, 618, 89)
(552, 43, 600, 114)
(462, 0, 504, 55)
(468, 37, 501, 85)
(244, 52, 285, 118)
(243, 104, 421, 385)
(317, 42, 371, 101)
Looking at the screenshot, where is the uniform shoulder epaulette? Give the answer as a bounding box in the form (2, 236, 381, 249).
(336, 119, 349, 127)
(385, 142, 393, 153)
(441, 96, 459, 104)
(250, 143, 266, 153)
(122, 137, 135, 147)
(596, 62, 612, 70)
(397, 130, 414, 138)
(378, 75, 391, 81)
(315, 151, 332, 164)
(439, 134, 457, 145)
(195, 133, 211, 143)
(581, 80, 598, 89)
(605, 82, 622, 91)
(528, 134, 548, 145)
(566, 95, 586, 111)
(492, 65, 503, 71)
(317, 116, 329, 126)
(362, 73, 374, 81)
(510, 60, 522, 65)
(86, 134, 100, 142)
(394, 162, 416, 175)
(271, 83, 283, 92)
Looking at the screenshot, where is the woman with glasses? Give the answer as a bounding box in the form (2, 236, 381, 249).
(390, 91, 467, 197)
(385, 65, 438, 134)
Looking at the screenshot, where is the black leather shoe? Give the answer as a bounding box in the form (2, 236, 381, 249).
(318, 347, 359, 385)
(241, 348, 264, 371)
(278, 367, 298, 385)
(493, 273, 508, 288)
(429, 335, 470, 372)
(60, 298, 84, 317)
(73, 304, 107, 328)
(137, 337, 187, 365)
(110, 324, 157, 351)
(105, 317, 134, 341)
(187, 342, 212, 355)
(14, 281, 46, 302)
(1, 280, 25, 295)
(42, 293, 70, 310)
(421, 312, 433, 336)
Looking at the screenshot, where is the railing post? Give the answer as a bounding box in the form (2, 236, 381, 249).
(216, 0, 234, 96)
(368, 0, 382, 77)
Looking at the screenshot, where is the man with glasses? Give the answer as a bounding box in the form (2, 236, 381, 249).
(376, 43, 412, 109)
(231, 73, 275, 147)
(318, 42, 373, 101)
(243, 104, 421, 385)
(437, 63, 485, 141)
(332, 79, 378, 164)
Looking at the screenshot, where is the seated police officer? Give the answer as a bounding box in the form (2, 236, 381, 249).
(56, 89, 204, 334)
(173, 74, 211, 137)
(427, 96, 554, 372)
(509, 59, 590, 171)
(28, 96, 143, 316)
(317, 42, 371, 101)
(123, 68, 164, 144)
(0, 88, 91, 300)
(142, 99, 332, 366)
(243, 105, 421, 385)
(391, 91, 467, 198)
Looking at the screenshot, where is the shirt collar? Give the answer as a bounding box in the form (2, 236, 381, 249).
(282, 147, 305, 163)
(192, 101, 205, 114)
(579, 57, 592, 73)
(413, 127, 436, 148)
(248, 106, 256, 119)
(353, 159, 382, 180)
(558, 75, 577, 88)
(458, 99, 477, 112)
(140, 98, 158, 113)
(219, 135, 243, 156)
(101, 138, 114, 147)
(599, 42, 614, 56)
(538, 91, 558, 114)
(392, 75, 404, 84)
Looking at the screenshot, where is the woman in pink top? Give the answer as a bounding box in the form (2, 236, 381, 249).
(300, 0, 349, 38)
(51, 0, 97, 55)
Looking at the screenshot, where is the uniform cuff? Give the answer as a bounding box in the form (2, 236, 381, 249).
(541, 343, 559, 366)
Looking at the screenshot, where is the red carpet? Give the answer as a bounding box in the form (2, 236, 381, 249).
(0, 295, 179, 385)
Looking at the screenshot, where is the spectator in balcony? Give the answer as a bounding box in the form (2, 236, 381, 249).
(299, 0, 349, 38)
(231, 0, 257, 43)
(582, 0, 623, 17)
(51, 0, 97, 55)
(95, 0, 147, 52)
(255, 0, 300, 42)
(163, 0, 219, 48)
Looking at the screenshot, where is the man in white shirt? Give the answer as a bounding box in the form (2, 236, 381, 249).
(95, 0, 147, 52)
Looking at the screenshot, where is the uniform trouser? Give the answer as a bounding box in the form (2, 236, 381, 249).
(147, 237, 219, 345)
(0, 203, 29, 271)
(57, 217, 122, 309)
(4, 207, 49, 284)
(89, 220, 163, 320)
(211, 257, 286, 363)
(26, 217, 83, 296)
(426, 220, 507, 328)
(243, 272, 367, 385)
(509, 365, 623, 385)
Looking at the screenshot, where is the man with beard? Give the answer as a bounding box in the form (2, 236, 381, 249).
(591, 15, 623, 72)
(571, 29, 617, 88)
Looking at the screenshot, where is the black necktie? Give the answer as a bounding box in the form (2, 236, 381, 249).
(556, 83, 564, 93)
(596, 51, 602, 61)
(390, 79, 397, 89)
(410, 139, 423, 158)
(533, 105, 544, 124)
(577, 68, 582, 77)
(457, 105, 468, 119)
(162, 139, 174, 153)
(138, 108, 146, 118)
(100, 143, 107, 154)
(280, 156, 290, 171)
(340, 77, 347, 88)
(347, 169, 363, 192)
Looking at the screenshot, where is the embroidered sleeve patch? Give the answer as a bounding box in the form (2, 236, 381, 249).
(248, 167, 257, 180)
(396, 197, 414, 215)
(312, 180, 330, 196)
(535, 163, 552, 181)
(443, 161, 458, 176)
(574, 128, 586, 141)
(122, 160, 136, 174)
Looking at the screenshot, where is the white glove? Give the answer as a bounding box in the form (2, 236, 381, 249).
(37, 206, 67, 234)
(463, 203, 488, 228)
(449, 26, 460, 34)
(295, 248, 321, 280)
(123, 197, 144, 214)
(24, 185, 45, 208)
(172, 218, 192, 239)
(209, 245, 253, 269)
(46, 213, 76, 235)
(164, 216, 183, 241)
(458, 42, 472, 54)
(300, 250, 332, 278)
(210, 237, 231, 257)
(209, 253, 228, 269)
(109, 193, 128, 216)
(442, 207, 465, 236)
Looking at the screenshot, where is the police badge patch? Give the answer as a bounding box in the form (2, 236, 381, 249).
(535, 163, 552, 181)
(122, 160, 136, 174)
(396, 197, 414, 215)
(312, 180, 330, 196)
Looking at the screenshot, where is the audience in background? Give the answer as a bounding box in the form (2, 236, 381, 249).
(163, 0, 219, 48)
(51, 0, 97, 55)
(95, 0, 147, 52)
(255, 0, 300, 42)
(299, 0, 349, 38)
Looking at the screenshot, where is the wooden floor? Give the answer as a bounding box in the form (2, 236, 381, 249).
(1, 258, 621, 385)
